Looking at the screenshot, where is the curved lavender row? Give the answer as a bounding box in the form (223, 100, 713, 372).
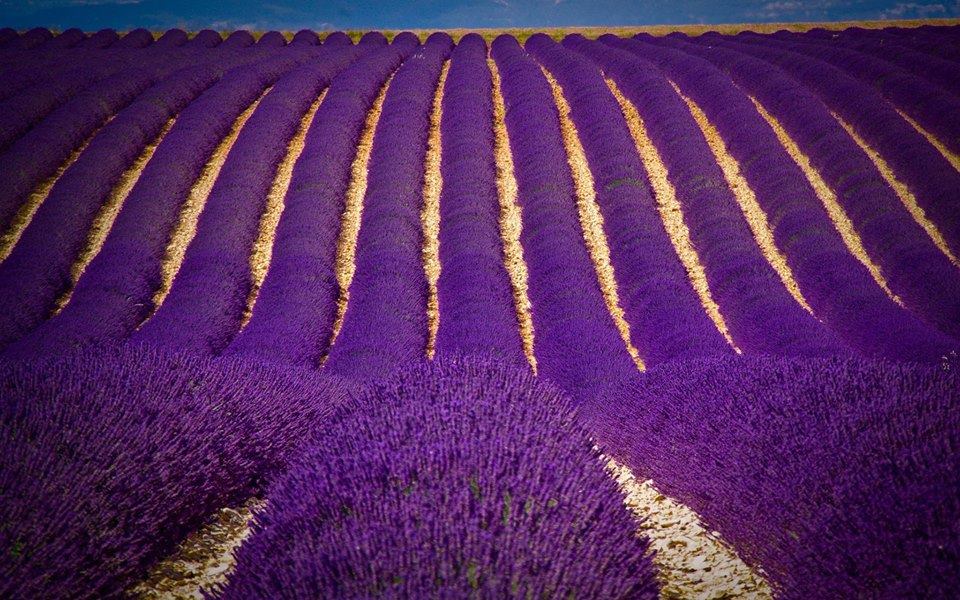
(224, 39, 418, 367)
(0, 344, 354, 598)
(188, 29, 223, 48)
(0, 35, 226, 150)
(222, 30, 256, 48)
(490, 35, 636, 400)
(433, 34, 526, 365)
(0, 28, 16, 46)
(714, 35, 960, 256)
(363, 30, 394, 45)
(0, 40, 292, 230)
(222, 357, 658, 599)
(585, 356, 960, 598)
(320, 30, 349, 46)
(324, 33, 454, 380)
(291, 29, 320, 45)
(3, 52, 311, 360)
(0, 58, 247, 350)
(116, 28, 154, 48)
(2, 27, 52, 49)
(796, 29, 960, 95)
(529, 36, 735, 364)
(135, 45, 368, 354)
(78, 28, 119, 49)
(0, 63, 175, 234)
(745, 30, 960, 157)
(866, 26, 960, 62)
(655, 36, 958, 360)
(593, 35, 847, 358)
(155, 28, 189, 46)
(706, 35, 960, 339)
(257, 31, 286, 46)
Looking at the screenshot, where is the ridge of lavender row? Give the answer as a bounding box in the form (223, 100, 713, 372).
(324, 33, 455, 380)
(0, 27, 352, 53)
(0, 30, 259, 150)
(585, 356, 960, 598)
(846, 26, 960, 63)
(528, 35, 733, 365)
(491, 35, 637, 401)
(712, 34, 960, 339)
(658, 34, 958, 360)
(220, 358, 657, 598)
(223, 35, 414, 367)
(0, 40, 285, 242)
(605, 35, 849, 358)
(0, 52, 263, 349)
(719, 34, 960, 248)
(0, 345, 355, 597)
(791, 28, 960, 95)
(2, 51, 312, 360)
(133, 46, 370, 355)
(433, 34, 528, 365)
(746, 30, 960, 159)
(0, 30, 166, 99)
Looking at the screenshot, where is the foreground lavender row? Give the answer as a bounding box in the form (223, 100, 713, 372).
(1, 24, 958, 599)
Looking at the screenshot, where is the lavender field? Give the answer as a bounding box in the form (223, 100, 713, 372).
(0, 24, 958, 599)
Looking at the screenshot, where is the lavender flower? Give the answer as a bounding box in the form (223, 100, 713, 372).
(585, 355, 960, 598)
(222, 356, 658, 599)
(0, 343, 355, 598)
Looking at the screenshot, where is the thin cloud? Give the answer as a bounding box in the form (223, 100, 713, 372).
(878, 2, 949, 19)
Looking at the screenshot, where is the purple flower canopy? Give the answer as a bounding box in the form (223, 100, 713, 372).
(585, 355, 960, 598)
(0, 24, 958, 600)
(0, 343, 355, 598)
(222, 356, 658, 599)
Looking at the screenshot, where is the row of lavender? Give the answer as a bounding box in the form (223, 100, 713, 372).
(1, 25, 959, 598)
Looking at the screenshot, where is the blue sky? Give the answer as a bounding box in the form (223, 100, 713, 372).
(1, 0, 959, 31)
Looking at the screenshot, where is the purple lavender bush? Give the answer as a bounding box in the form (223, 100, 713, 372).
(221, 356, 658, 599)
(134, 44, 366, 355)
(585, 355, 960, 598)
(0, 50, 273, 351)
(4, 50, 310, 360)
(584, 36, 846, 356)
(491, 34, 637, 400)
(713, 34, 960, 285)
(224, 39, 418, 367)
(0, 343, 354, 598)
(527, 35, 740, 364)
(323, 33, 455, 380)
(433, 33, 528, 365)
(639, 34, 958, 361)
(747, 30, 960, 156)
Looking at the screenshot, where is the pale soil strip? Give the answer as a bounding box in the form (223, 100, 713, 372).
(146, 89, 269, 321)
(750, 98, 906, 305)
(422, 61, 449, 359)
(239, 90, 328, 331)
(53, 118, 177, 316)
(323, 75, 393, 358)
(131, 499, 264, 599)
(674, 83, 816, 316)
(0, 117, 114, 263)
(605, 456, 774, 600)
(835, 110, 957, 268)
(607, 79, 740, 353)
(543, 68, 646, 372)
(489, 59, 538, 374)
(897, 108, 960, 174)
